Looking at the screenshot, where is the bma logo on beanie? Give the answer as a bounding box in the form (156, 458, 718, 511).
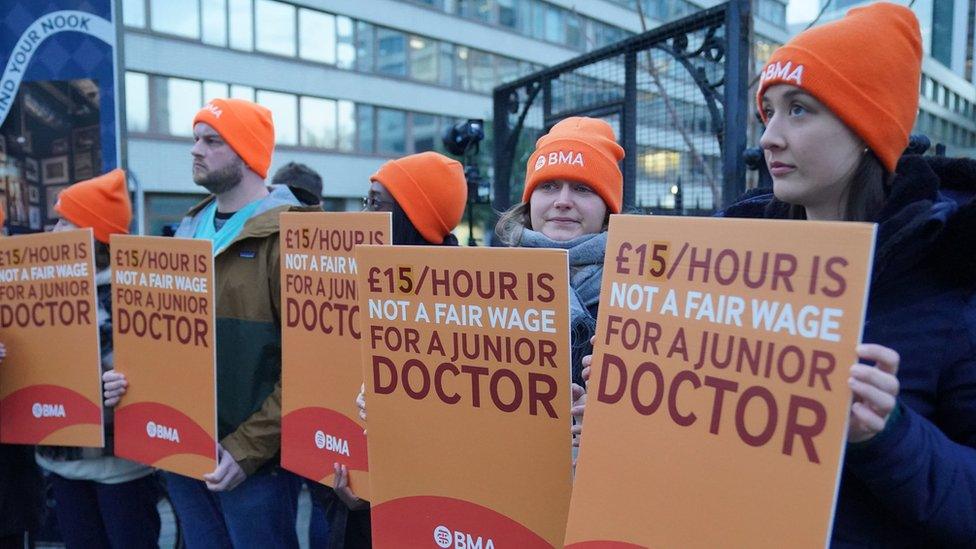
(201, 102, 223, 119)
(534, 150, 585, 171)
(759, 60, 804, 86)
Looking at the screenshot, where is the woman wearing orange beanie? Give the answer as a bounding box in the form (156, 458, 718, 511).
(497, 116, 623, 388)
(309, 151, 467, 548)
(0, 169, 162, 547)
(494, 116, 624, 456)
(715, 3, 976, 545)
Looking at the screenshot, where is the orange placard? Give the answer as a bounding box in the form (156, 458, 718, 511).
(280, 212, 390, 497)
(565, 215, 876, 548)
(111, 235, 217, 479)
(357, 246, 572, 548)
(0, 229, 103, 446)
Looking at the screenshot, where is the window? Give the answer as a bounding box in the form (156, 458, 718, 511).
(376, 28, 407, 77)
(411, 113, 439, 152)
(300, 96, 338, 148)
(357, 105, 375, 153)
(229, 0, 254, 50)
(336, 16, 356, 69)
(455, 47, 471, 90)
(151, 0, 200, 39)
(256, 0, 296, 57)
(203, 81, 229, 102)
(469, 49, 495, 93)
(202, 0, 227, 46)
(125, 72, 150, 132)
(438, 42, 455, 87)
(459, 0, 493, 23)
(544, 5, 565, 44)
(409, 36, 438, 83)
(337, 100, 356, 152)
(165, 77, 202, 136)
(230, 84, 255, 101)
(300, 9, 336, 64)
(356, 22, 375, 72)
(377, 108, 407, 154)
(257, 90, 298, 145)
(496, 56, 519, 86)
(498, 0, 516, 28)
(123, 0, 146, 27)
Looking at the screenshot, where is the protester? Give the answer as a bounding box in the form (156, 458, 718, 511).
(272, 161, 323, 207)
(309, 150, 467, 549)
(103, 98, 315, 548)
(1, 170, 161, 548)
(495, 117, 624, 449)
(579, 3, 976, 545)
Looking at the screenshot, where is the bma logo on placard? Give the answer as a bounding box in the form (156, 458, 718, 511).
(146, 421, 181, 443)
(433, 524, 495, 549)
(31, 402, 66, 418)
(313, 430, 350, 456)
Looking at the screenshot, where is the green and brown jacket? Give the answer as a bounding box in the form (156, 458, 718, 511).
(176, 185, 319, 475)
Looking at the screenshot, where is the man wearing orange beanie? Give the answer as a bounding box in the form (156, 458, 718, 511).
(102, 98, 314, 548)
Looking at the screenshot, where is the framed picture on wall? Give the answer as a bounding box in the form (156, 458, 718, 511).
(42, 156, 69, 185)
(73, 150, 94, 180)
(24, 158, 39, 182)
(73, 126, 99, 149)
(51, 138, 69, 155)
(29, 206, 41, 230)
(45, 184, 69, 218)
(28, 185, 40, 204)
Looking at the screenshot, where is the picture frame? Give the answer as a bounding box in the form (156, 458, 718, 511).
(42, 156, 69, 185)
(73, 150, 94, 180)
(28, 185, 40, 204)
(24, 157, 39, 182)
(29, 206, 41, 230)
(45, 184, 69, 218)
(51, 138, 69, 155)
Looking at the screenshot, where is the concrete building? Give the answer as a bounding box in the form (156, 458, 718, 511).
(815, 0, 976, 158)
(119, 0, 790, 234)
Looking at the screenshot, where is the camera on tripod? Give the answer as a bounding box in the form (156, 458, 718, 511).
(442, 119, 488, 246)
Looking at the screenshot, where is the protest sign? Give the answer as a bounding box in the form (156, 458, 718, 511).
(565, 215, 876, 548)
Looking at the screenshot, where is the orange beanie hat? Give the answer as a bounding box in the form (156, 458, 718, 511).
(757, 2, 921, 172)
(370, 152, 467, 244)
(193, 98, 275, 178)
(55, 169, 132, 244)
(523, 117, 625, 213)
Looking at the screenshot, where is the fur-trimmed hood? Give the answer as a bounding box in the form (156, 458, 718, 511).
(722, 155, 976, 290)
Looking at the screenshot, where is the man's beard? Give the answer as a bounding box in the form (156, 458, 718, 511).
(194, 157, 244, 195)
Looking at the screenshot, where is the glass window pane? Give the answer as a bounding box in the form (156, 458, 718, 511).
(376, 28, 407, 77)
(455, 46, 471, 90)
(496, 56, 519, 86)
(202, 0, 227, 45)
(230, 84, 254, 101)
(377, 108, 406, 155)
(256, 90, 298, 145)
(408, 36, 438, 83)
(167, 77, 202, 136)
(299, 9, 336, 64)
(411, 113, 438, 153)
(203, 81, 229, 102)
(469, 50, 494, 93)
(566, 14, 583, 49)
(229, 0, 254, 50)
(337, 100, 356, 152)
(356, 22, 375, 72)
(545, 6, 566, 44)
(151, 0, 200, 39)
(256, 0, 296, 57)
(300, 96, 338, 148)
(438, 42, 455, 87)
(336, 16, 356, 69)
(459, 0, 493, 22)
(125, 72, 149, 132)
(498, 0, 516, 28)
(123, 0, 146, 27)
(357, 105, 374, 153)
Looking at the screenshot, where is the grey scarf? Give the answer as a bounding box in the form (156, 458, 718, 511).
(518, 229, 607, 323)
